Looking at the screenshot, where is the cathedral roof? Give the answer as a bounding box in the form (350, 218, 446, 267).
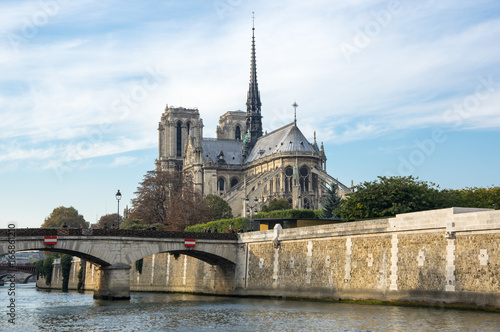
(202, 138, 244, 165)
(245, 122, 318, 163)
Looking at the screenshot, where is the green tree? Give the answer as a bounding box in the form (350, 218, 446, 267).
(441, 186, 500, 209)
(61, 254, 73, 292)
(41, 206, 89, 228)
(321, 183, 342, 219)
(261, 199, 290, 212)
(42, 256, 55, 285)
(339, 176, 442, 221)
(36, 259, 44, 279)
(205, 194, 233, 220)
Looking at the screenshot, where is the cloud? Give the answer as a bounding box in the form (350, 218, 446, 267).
(0, 0, 499, 167)
(109, 156, 138, 167)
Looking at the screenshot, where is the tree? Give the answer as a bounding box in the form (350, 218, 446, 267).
(130, 170, 212, 231)
(441, 186, 500, 209)
(41, 206, 89, 228)
(338, 176, 443, 221)
(96, 213, 122, 229)
(42, 256, 55, 285)
(61, 254, 73, 292)
(205, 194, 233, 220)
(261, 199, 290, 212)
(321, 183, 342, 219)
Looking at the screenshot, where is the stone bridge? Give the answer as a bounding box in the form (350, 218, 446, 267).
(0, 263, 37, 284)
(0, 228, 240, 300)
(0, 263, 36, 274)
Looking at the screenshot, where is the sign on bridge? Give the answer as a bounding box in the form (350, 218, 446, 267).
(184, 239, 196, 247)
(44, 236, 57, 245)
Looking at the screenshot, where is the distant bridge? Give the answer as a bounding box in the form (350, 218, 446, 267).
(0, 228, 240, 299)
(0, 263, 37, 284)
(0, 263, 36, 274)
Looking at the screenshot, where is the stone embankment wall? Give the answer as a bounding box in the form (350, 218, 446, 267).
(37, 257, 83, 290)
(240, 208, 500, 308)
(38, 208, 500, 309)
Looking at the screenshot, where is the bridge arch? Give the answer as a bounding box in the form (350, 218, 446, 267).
(25, 274, 37, 282)
(0, 274, 13, 280)
(115, 239, 239, 267)
(0, 236, 239, 269)
(0, 273, 37, 282)
(0, 243, 112, 267)
(136, 249, 235, 267)
(0, 231, 240, 300)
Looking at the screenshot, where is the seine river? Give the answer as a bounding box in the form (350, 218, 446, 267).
(1, 284, 499, 331)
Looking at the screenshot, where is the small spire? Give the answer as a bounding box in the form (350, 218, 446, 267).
(314, 131, 317, 145)
(292, 101, 298, 125)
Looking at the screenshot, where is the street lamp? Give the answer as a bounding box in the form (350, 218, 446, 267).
(245, 197, 259, 216)
(116, 190, 122, 229)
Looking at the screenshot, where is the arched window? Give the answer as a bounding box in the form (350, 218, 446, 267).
(285, 166, 293, 193)
(218, 178, 225, 191)
(299, 166, 309, 192)
(187, 122, 191, 136)
(176, 122, 182, 157)
(235, 125, 241, 140)
(231, 178, 239, 188)
(304, 198, 310, 209)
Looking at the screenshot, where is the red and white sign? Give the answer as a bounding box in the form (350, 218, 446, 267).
(44, 236, 57, 245)
(184, 239, 196, 248)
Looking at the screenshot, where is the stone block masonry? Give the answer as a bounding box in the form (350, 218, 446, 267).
(240, 208, 500, 308)
(38, 208, 500, 309)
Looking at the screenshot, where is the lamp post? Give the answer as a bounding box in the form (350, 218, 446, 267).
(116, 190, 122, 229)
(245, 197, 259, 217)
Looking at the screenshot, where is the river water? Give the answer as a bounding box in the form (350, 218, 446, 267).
(1, 284, 499, 331)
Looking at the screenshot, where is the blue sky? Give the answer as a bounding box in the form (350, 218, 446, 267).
(1, 0, 499, 228)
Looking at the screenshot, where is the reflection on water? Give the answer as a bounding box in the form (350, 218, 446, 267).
(1, 284, 499, 331)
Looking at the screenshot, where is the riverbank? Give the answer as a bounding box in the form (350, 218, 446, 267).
(37, 208, 500, 309)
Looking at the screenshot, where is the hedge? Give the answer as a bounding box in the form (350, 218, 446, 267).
(185, 217, 250, 233)
(185, 209, 320, 232)
(255, 209, 316, 219)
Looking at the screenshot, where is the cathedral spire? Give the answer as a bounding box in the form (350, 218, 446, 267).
(245, 12, 263, 149)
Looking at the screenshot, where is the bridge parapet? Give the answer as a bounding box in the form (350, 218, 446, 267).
(0, 228, 238, 240)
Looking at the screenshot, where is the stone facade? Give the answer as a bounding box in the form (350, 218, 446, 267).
(36, 208, 500, 309)
(37, 257, 82, 291)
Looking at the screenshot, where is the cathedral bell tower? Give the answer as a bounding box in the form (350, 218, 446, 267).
(244, 17, 263, 154)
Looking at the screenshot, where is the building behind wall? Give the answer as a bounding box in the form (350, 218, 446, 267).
(156, 25, 350, 217)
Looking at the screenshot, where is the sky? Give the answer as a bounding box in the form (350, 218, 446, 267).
(1, 0, 499, 228)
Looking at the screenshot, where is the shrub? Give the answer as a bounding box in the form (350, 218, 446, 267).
(185, 217, 250, 233)
(61, 254, 73, 292)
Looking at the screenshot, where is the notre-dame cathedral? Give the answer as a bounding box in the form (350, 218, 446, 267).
(155, 25, 350, 217)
